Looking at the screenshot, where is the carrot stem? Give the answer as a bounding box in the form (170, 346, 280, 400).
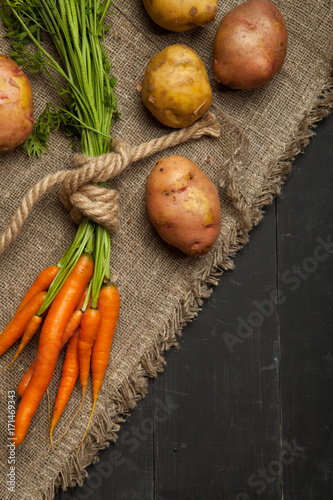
(37, 219, 94, 316)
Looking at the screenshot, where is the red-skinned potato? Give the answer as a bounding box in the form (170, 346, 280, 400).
(213, 0, 287, 90)
(0, 55, 34, 151)
(146, 155, 221, 256)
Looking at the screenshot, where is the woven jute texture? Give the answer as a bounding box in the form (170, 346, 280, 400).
(0, 1, 332, 499)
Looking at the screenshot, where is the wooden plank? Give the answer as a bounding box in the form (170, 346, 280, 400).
(277, 112, 333, 499)
(154, 202, 281, 499)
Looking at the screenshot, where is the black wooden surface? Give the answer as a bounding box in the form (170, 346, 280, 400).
(55, 111, 333, 500)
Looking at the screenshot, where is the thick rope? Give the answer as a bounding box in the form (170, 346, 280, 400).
(0, 112, 220, 254)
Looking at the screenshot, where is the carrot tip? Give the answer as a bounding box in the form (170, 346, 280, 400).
(50, 390, 86, 448)
(50, 433, 54, 450)
(76, 398, 97, 456)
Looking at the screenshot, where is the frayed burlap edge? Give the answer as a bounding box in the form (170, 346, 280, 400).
(45, 66, 333, 499)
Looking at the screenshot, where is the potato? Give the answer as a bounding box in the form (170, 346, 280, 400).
(0, 55, 34, 151)
(146, 155, 221, 256)
(213, 0, 287, 90)
(141, 44, 212, 129)
(143, 0, 219, 32)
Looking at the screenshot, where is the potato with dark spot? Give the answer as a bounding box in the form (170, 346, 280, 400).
(146, 155, 221, 256)
(143, 0, 219, 32)
(213, 0, 287, 90)
(141, 44, 212, 129)
(0, 55, 34, 151)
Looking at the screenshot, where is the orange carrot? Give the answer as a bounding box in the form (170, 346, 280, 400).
(16, 306, 85, 398)
(51, 306, 100, 441)
(78, 308, 101, 399)
(1, 314, 43, 371)
(62, 310, 83, 344)
(14, 265, 59, 317)
(17, 363, 34, 398)
(76, 285, 89, 311)
(0, 291, 47, 356)
(77, 282, 120, 453)
(91, 283, 120, 396)
(58, 285, 91, 346)
(49, 330, 80, 448)
(46, 281, 91, 443)
(13, 253, 94, 446)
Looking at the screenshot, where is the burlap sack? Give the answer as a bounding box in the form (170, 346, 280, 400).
(0, 1, 332, 499)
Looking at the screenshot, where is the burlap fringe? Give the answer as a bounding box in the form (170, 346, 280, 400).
(44, 67, 333, 499)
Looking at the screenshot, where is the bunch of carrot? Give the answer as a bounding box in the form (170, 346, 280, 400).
(0, 225, 120, 449)
(0, 1, 121, 449)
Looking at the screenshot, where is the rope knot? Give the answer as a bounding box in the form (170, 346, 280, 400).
(59, 139, 133, 231)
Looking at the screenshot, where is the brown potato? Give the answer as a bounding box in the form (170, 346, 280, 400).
(213, 0, 287, 90)
(0, 55, 34, 151)
(146, 155, 221, 256)
(141, 44, 212, 129)
(143, 0, 219, 32)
